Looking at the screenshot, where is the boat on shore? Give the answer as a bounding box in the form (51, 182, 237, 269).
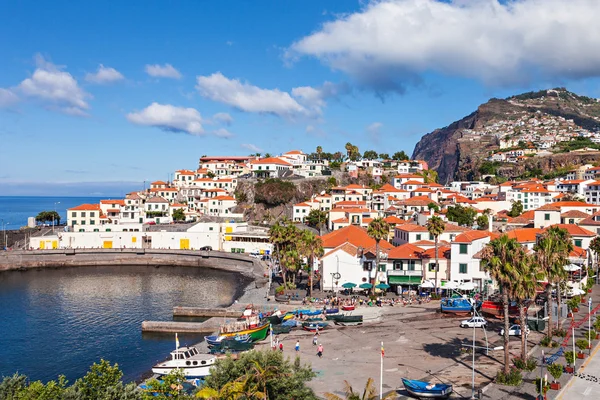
(341, 305, 355, 311)
(271, 325, 293, 334)
(333, 315, 363, 326)
(481, 300, 519, 318)
(401, 378, 453, 398)
(152, 346, 217, 378)
(301, 321, 328, 332)
(325, 308, 339, 314)
(440, 298, 473, 315)
(220, 316, 270, 341)
(205, 334, 251, 347)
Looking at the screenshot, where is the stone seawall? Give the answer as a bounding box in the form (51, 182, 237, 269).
(0, 249, 265, 283)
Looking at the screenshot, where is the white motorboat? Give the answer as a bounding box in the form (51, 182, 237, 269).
(152, 345, 217, 377)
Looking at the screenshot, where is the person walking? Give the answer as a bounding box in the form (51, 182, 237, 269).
(312, 333, 318, 346)
(295, 340, 300, 353)
(279, 342, 284, 352)
(317, 343, 323, 358)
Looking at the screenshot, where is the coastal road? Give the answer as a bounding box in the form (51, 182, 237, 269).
(558, 343, 600, 399)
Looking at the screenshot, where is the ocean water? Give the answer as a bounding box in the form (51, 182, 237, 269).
(0, 196, 110, 228)
(0, 265, 250, 383)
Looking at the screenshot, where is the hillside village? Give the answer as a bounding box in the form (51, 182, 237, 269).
(29, 144, 600, 297)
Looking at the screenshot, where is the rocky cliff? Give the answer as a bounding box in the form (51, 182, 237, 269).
(412, 88, 600, 183)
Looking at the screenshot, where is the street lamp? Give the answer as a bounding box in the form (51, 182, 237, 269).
(589, 297, 593, 356)
(1, 220, 9, 250)
(53, 201, 60, 233)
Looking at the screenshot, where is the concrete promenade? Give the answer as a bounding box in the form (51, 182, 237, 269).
(558, 343, 600, 399)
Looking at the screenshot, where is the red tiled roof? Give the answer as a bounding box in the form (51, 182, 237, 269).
(383, 215, 406, 224)
(453, 230, 498, 243)
(420, 246, 451, 260)
(543, 224, 595, 237)
(100, 199, 125, 205)
(505, 228, 542, 243)
(69, 203, 101, 211)
(561, 210, 590, 218)
(320, 225, 394, 250)
(387, 243, 424, 259)
(395, 224, 428, 233)
(252, 157, 292, 166)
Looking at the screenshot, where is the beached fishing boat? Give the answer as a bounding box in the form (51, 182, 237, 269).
(333, 315, 363, 326)
(325, 308, 339, 314)
(325, 314, 344, 321)
(205, 334, 251, 347)
(292, 309, 322, 316)
(401, 378, 453, 398)
(302, 321, 328, 332)
(271, 325, 293, 334)
(440, 298, 472, 315)
(341, 305, 355, 311)
(481, 300, 519, 318)
(208, 339, 254, 353)
(220, 316, 270, 341)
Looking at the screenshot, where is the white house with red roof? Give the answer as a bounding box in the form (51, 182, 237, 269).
(250, 157, 293, 178)
(205, 195, 238, 218)
(392, 174, 424, 189)
(173, 170, 196, 187)
(534, 201, 599, 228)
(450, 230, 498, 291)
(292, 199, 320, 222)
(67, 204, 104, 231)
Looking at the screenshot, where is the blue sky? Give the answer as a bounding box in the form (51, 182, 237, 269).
(2, 0, 600, 195)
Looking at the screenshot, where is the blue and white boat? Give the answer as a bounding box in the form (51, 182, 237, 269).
(401, 378, 453, 398)
(205, 333, 251, 346)
(440, 298, 473, 315)
(292, 309, 322, 316)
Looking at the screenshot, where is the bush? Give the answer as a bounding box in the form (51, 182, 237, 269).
(547, 363, 563, 382)
(568, 297, 580, 311)
(565, 351, 575, 365)
(496, 368, 523, 386)
(513, 357, 538, 371)
(540, 336, 552, 347)
(254, 179, 297, 207)
(512, 357, 526, 370)
(534, 377, 549, 395)
(552, 341, 560, 348)
(525, 357, 538, 371)
(554, 329, 567, 338)
(576, 339, 589, 352)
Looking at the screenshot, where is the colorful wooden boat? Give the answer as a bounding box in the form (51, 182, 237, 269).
(341, 305, 355, 311)
(440, 298, 472, 315)
(205, 334, 251, 347)
(220, 319, 270, 341)
(401, 378, 453, 398)
(301, 321, 328, 332)
(292, 309, 322, 316)
(334, 315, 363, 326)
(325, 308, 339, 314)
(481, 300, 519, 318)
(325, 314, 344, 321)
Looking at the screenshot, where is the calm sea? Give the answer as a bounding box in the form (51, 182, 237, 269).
(0, 196, 111, 228)
(0, 265, 250, 383)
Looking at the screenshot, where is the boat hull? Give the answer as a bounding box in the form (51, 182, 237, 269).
(152, 364, 213, 378)
(401, 378, 452, 399)
(341, 305, 355, 311)
(221, 322, 270, 341)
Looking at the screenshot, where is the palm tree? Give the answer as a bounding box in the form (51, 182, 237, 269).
(426, 216, 445, 293)
(196, 375, 265, 399)
(316, 146, 323, 161)
(480, 235, 523, 374)
(513, 253, 540, 360)
(324, 378, 396, 400)
(534, 226, 572, 336)
(589, 236, 600, 283)
(300, 230, 324, 298)
(367, 218, 390, 295)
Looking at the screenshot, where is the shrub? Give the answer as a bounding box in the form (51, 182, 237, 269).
(567, 297, 580, 311)
(496, 368, 522, 386)
(576, 339, 589, 352)
(540, 336, 552, 347)
(547, 363, 563, 382)
(594, 319, 600, 332)
(554, 329, 567, 338)
(512, 357, 526, 370)
(551, 341, 560, 348)
(512, 357, 537, 372)
(534, 377, 549, 395)
(525, 358, 538, 371)
(275, 286, 285, 295)
(564, 351, 575, 365)
(254, 179, 297, 207)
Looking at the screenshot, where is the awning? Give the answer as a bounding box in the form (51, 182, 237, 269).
(388, 275, 422, 285)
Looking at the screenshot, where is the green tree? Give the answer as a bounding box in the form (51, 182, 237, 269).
(535, 227, 573, 335)
(446, 205, 477, 226)
(35, 210, 61, 226)
(362, 150, 378, 160)
(367, 218, 390, 295)
(301, 231, 324, 298)
(508, 200, 523, 217)
(203, 350, 317, 400)
(476, 215, 489, 230)
(306, 209, 328, 232)
(172, 208, 185, 222)
(324, 378, 396, 400)
(206, 171, 216, 179)
(264, 153, 272, 158)
(73, 359, 141, 400)
(379, 153, 390, 160)
(427, 202, 440, 212)
(326, 177, 338, 188)
(392, 151, 409, 161)
(142, 369, 191, 399)
(513, 254, 540, 360)
(418, 169, 438, 183)
(481, 235, 524, 374)
(316, 146, 323, 160)
(426, 216, 446, 293)
(269, 219, 304, 287)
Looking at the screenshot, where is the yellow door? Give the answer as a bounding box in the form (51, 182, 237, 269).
(180, 238, 190, 250)
(132, 237, 137, 243)
(103, 241, 113, 249)
(40, 241, 45, 249)
(52, 241, 58, 249)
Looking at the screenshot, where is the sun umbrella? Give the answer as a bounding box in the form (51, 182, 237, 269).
(420, 280, 435, 288)
(564, 264, 581, 272)
(458, 282, 476, 291)
(442, 281, 459, 289)
(375, 283, 390, 290)
(341, 282, 357, 289)
(359, 283, 373, 289)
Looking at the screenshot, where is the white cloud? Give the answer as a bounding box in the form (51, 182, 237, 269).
(85, 64, 124, 84)
(196, 72, 309, 118)
(213, 128, 234, 138)
(18, 55, 91, 116)
(127, 103, 203, 135)
(289, 0, 600, 89)
(305, 125, 315, 133)
(213, 112, 234, 125)
(0, 88, 19, 108)
(241, 143, 263, 152)
(145, 64, 182, 79)
(292, 81, 350, 114)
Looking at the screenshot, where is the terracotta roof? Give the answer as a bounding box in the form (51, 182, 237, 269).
(100, 199, 125, 205)
(401, 196, 435, 206)
(579, 217, 600, 226)
(151, 180, 167, 185)
(252, 157, 292, 166)
(520, 210, 535, 220)
(561, 210, 590, 218)
(453, 230, 498, 243)
(334, 200, 367, 206)
(284, 150, 303, 155)
(507, 216, 532, 225)
(535, 204, 560, 211)
(420, 246, 451, 260)
(176, 170, 195, 175)
(505, 228, 542, 243)
(570, 246, 587, 258)
(551, 201, 596, 207)
(402, 180, 425, 186)
(69, 203, 101, 211)
(146, 197, 169, 203)
(106, 208, 120, 213)
(542, 224, 595, 237)
(320, 225, 394, 250)
(396, 224, 428, 233)
(331, 217, 349, 224)
(322, 242, 359, 258)
(387, 243, 424, 259)
(346, 184, 369, 190)
(394, 174, 423, 179)
(213, 195, 236, 201)
(171, 203, 187, 207)
(295, 202, 312, 207)
(379, 183, 403, 192)
(383, 215, 406, 224)
(443, 224, 471, 233)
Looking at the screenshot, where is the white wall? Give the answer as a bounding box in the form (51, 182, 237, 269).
(321, 251, 367, 292)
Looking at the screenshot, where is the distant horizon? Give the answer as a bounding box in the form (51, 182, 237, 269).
(0, 181, 143, 197)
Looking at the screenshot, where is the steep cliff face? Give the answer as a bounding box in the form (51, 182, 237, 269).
(411, 88, 600, 182)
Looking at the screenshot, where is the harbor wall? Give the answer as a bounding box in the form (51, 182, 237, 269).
(0, 249, 264, 280)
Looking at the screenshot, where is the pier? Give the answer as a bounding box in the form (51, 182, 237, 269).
(141, 320, 221, 333)
(173, 306, 243, 318)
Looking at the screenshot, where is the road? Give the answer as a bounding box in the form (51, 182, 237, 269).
(558, 340, 600, 399)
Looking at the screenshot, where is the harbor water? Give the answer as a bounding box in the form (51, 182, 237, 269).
(0, 265, 250, 383)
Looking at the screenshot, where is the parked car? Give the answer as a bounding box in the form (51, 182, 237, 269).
(500, 324, 530, 337)
(146, 221, 156, 225)
(200, 246, 212, 251)
(460, 317, 487, 328)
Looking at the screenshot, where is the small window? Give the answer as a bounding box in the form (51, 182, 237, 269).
(209, 227, 213, 231)
(81, 212, 86, 217)
(416, 234, 421, 240)
(71, 212, 76, 217)
(459, 263, 468, 274)
(428, 263, 437, 272)
(459, 244, 468, 254)
(575, 239, 582, 247)
(544, 213, 550, 221)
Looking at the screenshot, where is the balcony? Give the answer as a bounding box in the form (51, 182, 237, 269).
(388, 269, 422, 277)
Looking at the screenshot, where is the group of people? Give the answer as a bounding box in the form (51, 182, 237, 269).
(271, 333, 324, 358)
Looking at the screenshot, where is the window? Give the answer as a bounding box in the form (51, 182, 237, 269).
(544, 213, 550, 221)
(575, 239, 582, 247)
(378, 264, 386, 272)
(209, 227, 213, 231)
(363, 261, 373, 271)
(72, 220, 77, 226)
(459, 263, 468, 274)
(569, 219, 575, 224)
(416, 234, 422, 240)
(429, 234, 434, 240)
(459, 244, 468, 254)
(394, 261, 403, 270)
(407, 260, 416, 270)
(428, 263, 437, 272)
(71, 212, 76, 217)
(81, 212, 86, 217)
(90, 212, 95, 217)
(90, 220, 95, 225)
(81, 221, 86, 225)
